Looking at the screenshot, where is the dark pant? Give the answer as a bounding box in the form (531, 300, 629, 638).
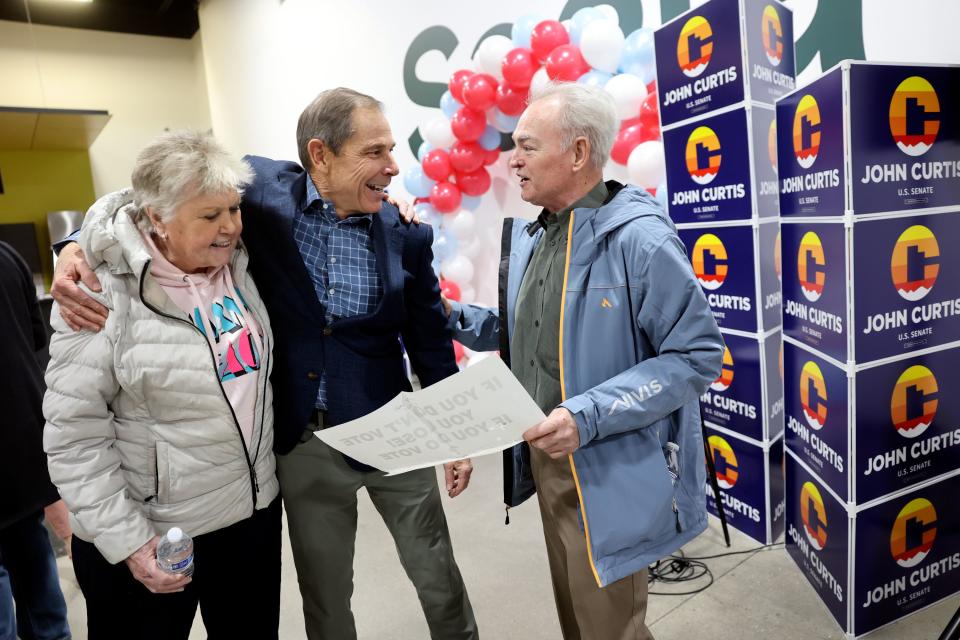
(0, 510, 71, 640)
(72, 497, 282, 640)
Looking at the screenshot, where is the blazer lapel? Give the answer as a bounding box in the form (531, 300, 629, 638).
(370, 208, 403, 317)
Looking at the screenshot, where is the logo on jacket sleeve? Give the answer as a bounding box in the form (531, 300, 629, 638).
(708, 435, 739, 489)
(677, 16, 713, 78)
(890, 498, 937, 568)
(797, 231, 826, 302)
(889, 77, 940, 157)
(800, 481, 828, 551)
(799, 361, 828, 431)
(711, 346, 734, 392)
(761, 5, 784, 66)
(686, 127, 722, 185)
(693, 233, 728, 290)
(891, 365, 938, 439)
(793, 95, 822, 169)
(891, 225, 940, 302)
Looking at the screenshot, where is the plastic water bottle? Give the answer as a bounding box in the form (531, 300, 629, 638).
(156, 527, 194, 576)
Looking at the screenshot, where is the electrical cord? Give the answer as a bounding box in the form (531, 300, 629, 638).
(648, 543, 784, 596)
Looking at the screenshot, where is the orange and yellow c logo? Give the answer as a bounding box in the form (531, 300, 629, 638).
(889, 76, 940, 157)
(677, 16, 714, 78)
(891, 498, 937, 568)
(800, 481, 828, 551)
(793, 95, 821, 169)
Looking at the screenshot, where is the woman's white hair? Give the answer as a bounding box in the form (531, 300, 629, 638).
(527, 82, 619, 171)
(131, 130, 253, 233)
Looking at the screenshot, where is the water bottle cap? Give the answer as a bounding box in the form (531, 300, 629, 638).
(167, 527, 184, 543)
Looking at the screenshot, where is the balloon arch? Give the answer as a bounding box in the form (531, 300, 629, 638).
(401, 6, 667, 363)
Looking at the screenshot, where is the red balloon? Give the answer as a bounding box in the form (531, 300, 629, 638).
(639, 92, 659, 129)
(422, 149, 452, 182)
(501, 48, 538, 89)
(453, 340, 465, 363)
(455, 167, 491, 196)
(484, 148, 500, 166)
(413, 196, 430, 205)
(449, 141, 485, 173)
(440, 278, 461, 301)
(496, 83, 528, 116)
(646, 187, 657, 197)
(462, 73, 498, 111)
(430, 181, 462, 213)
(545, 44, 589, 82)
(646, 80, 657, 97)
(643, 119, 661, 141)
(530, 20, 569, 62)
(450, 107, 486, 142)
(610, 123, 645, 165)
(449, 69, 473, 104)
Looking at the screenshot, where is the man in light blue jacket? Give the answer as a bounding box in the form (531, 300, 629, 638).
(446, 83, 724, 639)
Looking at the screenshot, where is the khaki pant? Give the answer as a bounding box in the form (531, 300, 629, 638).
(531, 446, 654, 640)
(277, 436, 478, 640)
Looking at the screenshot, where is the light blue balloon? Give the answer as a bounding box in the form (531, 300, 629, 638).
(460, 194, 482, 211)
(577, 69, 613, 89)
(621, 28, 656, 77)
(636, 62, 657, 86)
(440, 90, 462, 119)
(417, 140, 434, 162)
(490, 108, 520, 133)
(569, 7, 602, 46)
(403, 165, 435, 198)
(478, 126, 501, 151)
(512, 14, 545, 48)
(413, 202, 440, 226)
(432, 229, 460, 264)
(655, 181, 668, 211)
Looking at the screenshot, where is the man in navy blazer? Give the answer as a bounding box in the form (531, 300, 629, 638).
(51, 88, 478, 640)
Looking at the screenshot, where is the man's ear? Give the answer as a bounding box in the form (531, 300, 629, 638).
(571, 137, 591, 172)
(307, 139, 329, 171)
(146, 206, 165, 237)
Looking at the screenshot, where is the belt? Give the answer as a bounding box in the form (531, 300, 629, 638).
(299, 408, 327, 443)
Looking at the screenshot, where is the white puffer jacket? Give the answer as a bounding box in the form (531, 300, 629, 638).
(43, 190, 279, 564)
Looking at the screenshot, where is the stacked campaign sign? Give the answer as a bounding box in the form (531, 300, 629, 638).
(656, 0, 794, 545)
(778, 61, 960, 637)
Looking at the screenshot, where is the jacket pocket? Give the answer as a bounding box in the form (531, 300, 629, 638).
(156, 441, 170, 504)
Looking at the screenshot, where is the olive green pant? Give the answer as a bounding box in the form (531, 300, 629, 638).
(531, 446, 654, 640)
(277, 435, 478, 640)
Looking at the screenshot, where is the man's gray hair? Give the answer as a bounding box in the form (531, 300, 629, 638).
(528, 82, 618, 171)
(131, 129, 253, 232)
(297, 87, 384, 170)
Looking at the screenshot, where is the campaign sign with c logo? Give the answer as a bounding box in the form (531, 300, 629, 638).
(679, 225, 758, 332)
(699, 331, 764, 442)
(744, 0, 795, 105)
(751, 104, 780, 218)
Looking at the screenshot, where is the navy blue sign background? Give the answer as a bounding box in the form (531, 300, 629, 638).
(785, 452, 849, 631)
(850, 65, 960, 215)
(701, 331, 764, 441)
(853, 213, 960, 363)
(777, 69, 846, 217)
(758, 220, 782, 332)
(769, 436, 785, 541)
(763, 329, 784, 439)
(743, 0, 795, 106)
(854, 475, 960, 635)
(705, 425, 771, 543)
(855, 347, 960, 503)
(781, 222, 848, 362)
(655, 0, 744, 127)
(751, 104, 780, 218)
(665, 108, 753, 224)
(784, 341, 849, 502)
(680, 225, 757, 331)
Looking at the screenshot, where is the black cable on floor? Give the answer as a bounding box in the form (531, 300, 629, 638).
(647, 543, 784, 596)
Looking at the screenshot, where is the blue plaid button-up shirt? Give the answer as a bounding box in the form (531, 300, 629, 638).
(293, 178, 383, 409)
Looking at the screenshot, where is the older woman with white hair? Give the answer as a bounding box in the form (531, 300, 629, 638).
(43, 130, 281, 639)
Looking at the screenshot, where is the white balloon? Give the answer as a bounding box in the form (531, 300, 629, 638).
(627, 141, 665, 188)
(441, 255, 475, 283)
(561, 18, 575, 33)
(530, 67, 551, 94)
(594, 4, 619, 24)
(458, 285, 477, 305)
(422, 116, 456, 149)
(466, 350, 491, 367)
(604, 73, 648, 120)
(580, 20, 625, 73)
(443, 209, 476, 240)
(458, 236, 484, 259)
(477, 35, 514, 81)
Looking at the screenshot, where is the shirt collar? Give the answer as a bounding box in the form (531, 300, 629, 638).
(539, 180, 609, 228)
(304, 176, 373, 225)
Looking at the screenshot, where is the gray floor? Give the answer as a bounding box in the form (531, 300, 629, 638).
(53, 454, 959, 639)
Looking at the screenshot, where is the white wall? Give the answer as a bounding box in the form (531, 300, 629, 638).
(0, 19, 212, 196)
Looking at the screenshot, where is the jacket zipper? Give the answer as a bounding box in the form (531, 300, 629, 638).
(138, 262, 260, 511)
(558, 211, 605, 589)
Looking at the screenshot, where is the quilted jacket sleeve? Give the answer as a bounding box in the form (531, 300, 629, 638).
(42, 286, 154, 564)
